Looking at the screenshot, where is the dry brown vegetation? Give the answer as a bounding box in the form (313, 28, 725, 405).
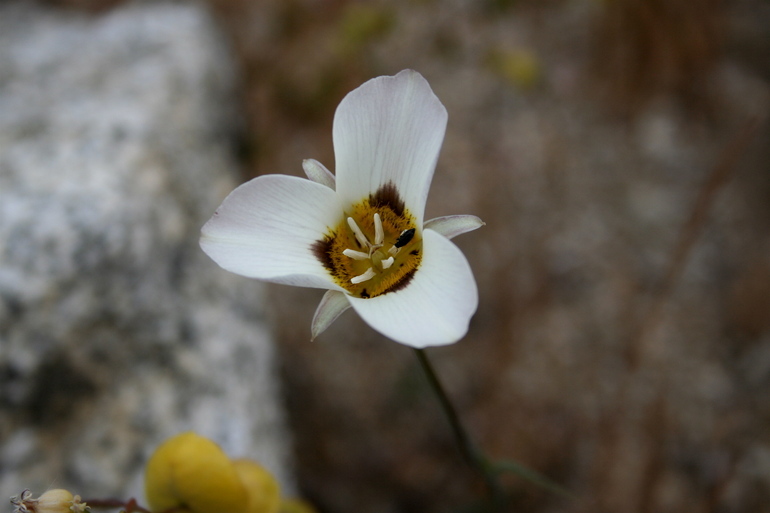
(43, 0, 770, 511)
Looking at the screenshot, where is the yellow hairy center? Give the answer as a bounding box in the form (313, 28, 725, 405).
(312, 185, 422, 299)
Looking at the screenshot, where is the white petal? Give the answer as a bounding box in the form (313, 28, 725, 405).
(424, 215, 485, 240)
(333, 70, 448, 226)
(348, 230, 478, 348)
(200, 175, 345, 290)
(311, 290, 352, 340)
(302, 158, 336, 190)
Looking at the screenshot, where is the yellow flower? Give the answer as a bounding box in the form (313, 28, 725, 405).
(144, 432, 248, 513)
(279, 498, 318, 513)
(232, 459, 281, 513)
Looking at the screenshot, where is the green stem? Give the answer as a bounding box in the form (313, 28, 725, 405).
(413, 348, 504, 510)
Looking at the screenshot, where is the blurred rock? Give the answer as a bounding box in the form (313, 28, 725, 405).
(0, 1, 293, 502)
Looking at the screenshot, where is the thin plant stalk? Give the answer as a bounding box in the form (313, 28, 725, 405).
(413, 348, 504, 509)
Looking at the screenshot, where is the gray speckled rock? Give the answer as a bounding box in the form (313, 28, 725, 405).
(0, 2, 293, 503)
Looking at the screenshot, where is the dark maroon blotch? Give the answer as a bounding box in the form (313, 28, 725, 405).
(311, 237, 334, 271)
(388, 268, 417, 294)
(369, 181, 405, 217)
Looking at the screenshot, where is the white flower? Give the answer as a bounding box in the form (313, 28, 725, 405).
(200, 70, 483, 348)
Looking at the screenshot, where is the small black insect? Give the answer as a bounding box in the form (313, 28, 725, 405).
(394, 228, 415, 248)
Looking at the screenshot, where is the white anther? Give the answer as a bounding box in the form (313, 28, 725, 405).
(347, 217, 370, 248)
(343, 249, 370, 260)
(388, 246, 401, 256)
(381, 256, 394, 270)
(351, 267, 376, 284)
(373, 213, 384, 246)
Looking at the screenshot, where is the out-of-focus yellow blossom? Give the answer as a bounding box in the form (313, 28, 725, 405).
(144, 432, 249, 513)
(232, 459, 281, 513)
(145, 432, 290, 513)
(336, 3, 395, 55)
(279, 498, 319, 513)
(486, 47, 541, 90)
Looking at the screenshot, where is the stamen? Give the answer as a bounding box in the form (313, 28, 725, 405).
(347, 217, 370, 248)
(351, 267, 376, 284)
(388, 246, 400, 256)
(394, 228, 415, 248)
(373, 213, 384, 246)
(381, 256, 394, 269)
(343, 249, 369, 260)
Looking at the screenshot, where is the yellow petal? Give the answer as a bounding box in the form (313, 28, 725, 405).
(279, 498, 319, 513)
(145, 432, 248, 513)
(232, 459, 281, 513)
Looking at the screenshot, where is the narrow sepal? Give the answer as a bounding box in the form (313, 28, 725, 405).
(424, 215, 485, 240)
(302, 159, 336, 190)
(311, 290, 352, 340)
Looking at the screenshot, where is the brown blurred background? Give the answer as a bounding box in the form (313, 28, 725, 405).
(36, 0, 770, 512)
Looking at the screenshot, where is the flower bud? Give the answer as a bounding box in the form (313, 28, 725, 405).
(37, 490, 76, 513)
(11, 489, 87, 513)
(144, 432, 249, 513)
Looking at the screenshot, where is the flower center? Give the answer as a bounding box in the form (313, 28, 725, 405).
(312, 193, 421, 299)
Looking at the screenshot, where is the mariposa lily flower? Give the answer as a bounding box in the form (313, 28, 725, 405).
(201, 70, 482, 347)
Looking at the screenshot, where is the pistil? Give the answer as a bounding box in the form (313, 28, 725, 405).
(345, 213, 409, 284)
(312, 195, 422, 299)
